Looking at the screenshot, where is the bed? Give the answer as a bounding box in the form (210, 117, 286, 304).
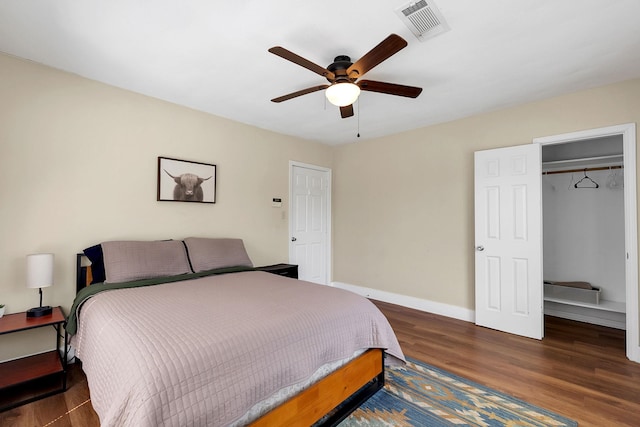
(67, 238, 404, 426)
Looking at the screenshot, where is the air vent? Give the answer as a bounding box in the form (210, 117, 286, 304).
(395, 0, 450, 42)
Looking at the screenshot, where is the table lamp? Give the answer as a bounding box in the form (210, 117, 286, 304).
(26, 253, 54, 318)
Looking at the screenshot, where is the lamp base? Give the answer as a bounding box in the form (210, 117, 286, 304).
(26, 305, 53, 318)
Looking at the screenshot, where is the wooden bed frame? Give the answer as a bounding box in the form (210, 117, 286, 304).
(75, 254, 384, 426)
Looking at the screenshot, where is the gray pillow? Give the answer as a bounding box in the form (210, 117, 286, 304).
(102, 240, 192, 283)
(183, 237, 253, 272)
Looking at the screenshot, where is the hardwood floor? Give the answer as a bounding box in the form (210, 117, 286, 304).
(373, 300, 640, 427)
(1, 301, 639, 426)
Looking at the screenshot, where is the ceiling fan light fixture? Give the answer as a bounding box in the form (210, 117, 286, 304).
(325, 82, 360, 107)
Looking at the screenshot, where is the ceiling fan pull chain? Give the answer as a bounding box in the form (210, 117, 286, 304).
(357, 99, 361, 138)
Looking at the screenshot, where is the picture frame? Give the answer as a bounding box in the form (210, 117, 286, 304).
(157, 157, 216, 203)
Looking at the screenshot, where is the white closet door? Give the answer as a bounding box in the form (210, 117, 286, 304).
(474, 144, 543, 339)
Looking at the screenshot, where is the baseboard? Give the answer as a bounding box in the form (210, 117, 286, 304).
(331, 281, 475, 323)
(0, 346, 73, 364)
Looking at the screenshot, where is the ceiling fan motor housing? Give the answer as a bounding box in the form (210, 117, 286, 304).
(327, 56, 354, 83)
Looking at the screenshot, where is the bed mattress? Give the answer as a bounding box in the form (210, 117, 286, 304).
(72, 271, 403, 426)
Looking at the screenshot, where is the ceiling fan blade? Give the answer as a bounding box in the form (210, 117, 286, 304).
(347, 34, 408, 79)
(340, 104, 354, 118)
(269, 46, 335, 80)
(358, 80, 422, 98)
(271, 85, 329, 103)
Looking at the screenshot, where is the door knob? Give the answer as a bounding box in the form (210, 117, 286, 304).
(476, 245, 484, 251)
(291, 237, 297, 242)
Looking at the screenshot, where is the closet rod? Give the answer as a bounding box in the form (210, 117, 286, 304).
(543, 165, 623, 175)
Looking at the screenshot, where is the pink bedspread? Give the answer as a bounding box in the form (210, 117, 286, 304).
(73, 271, 404, 426)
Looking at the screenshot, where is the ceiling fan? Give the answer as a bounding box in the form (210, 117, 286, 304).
(268, 34, 423, 119)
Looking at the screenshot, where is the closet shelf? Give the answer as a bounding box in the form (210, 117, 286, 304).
(543, 297, 625, 313)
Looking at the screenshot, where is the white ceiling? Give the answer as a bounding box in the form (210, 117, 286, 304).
(2, 0, 640, 146)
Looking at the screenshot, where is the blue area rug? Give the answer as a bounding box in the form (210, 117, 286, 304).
(340, 358, 577, 426)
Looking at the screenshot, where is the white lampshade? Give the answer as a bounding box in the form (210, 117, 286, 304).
(325, 82, 361, 107)
(26, 253, 54, 289)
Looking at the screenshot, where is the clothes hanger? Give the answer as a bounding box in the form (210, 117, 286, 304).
(574, 168, 599, 188)
(606, 166, 623, 189)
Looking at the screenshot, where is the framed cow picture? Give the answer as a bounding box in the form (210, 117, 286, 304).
(157, 157, 216, 203)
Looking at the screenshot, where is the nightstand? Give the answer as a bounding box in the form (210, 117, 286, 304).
(0, 306, 68, 411)
(256, 263, 298, 279)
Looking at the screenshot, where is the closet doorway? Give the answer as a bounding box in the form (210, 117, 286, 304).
(534, 123, 638, 362)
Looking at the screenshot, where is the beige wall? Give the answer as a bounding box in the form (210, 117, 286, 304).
(332, 78, 640, 313)
(2, 50, 639, 361)
(0, 54, 332, 360)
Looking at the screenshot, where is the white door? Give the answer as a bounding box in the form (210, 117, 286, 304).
(289, 162, 331, 284)
(474, 144, 543, 339)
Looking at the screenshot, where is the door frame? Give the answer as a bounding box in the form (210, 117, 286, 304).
(288, 161, 332, 284)
(533, 123, 639, 363)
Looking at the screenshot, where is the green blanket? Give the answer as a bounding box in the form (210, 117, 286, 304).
(66, 265, 255, 335)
